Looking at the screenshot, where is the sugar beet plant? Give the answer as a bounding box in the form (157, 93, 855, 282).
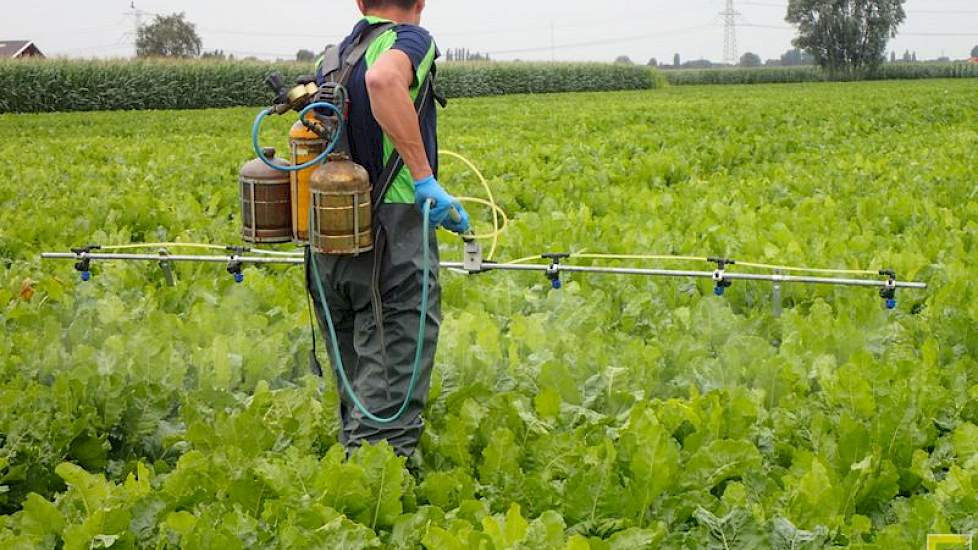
(1, 80, 978, 547)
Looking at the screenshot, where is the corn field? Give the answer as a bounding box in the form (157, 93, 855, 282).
(0, 59, 654, 114)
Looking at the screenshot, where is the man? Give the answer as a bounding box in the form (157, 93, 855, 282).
(306, 0, 469, 459)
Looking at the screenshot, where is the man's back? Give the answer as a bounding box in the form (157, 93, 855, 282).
(320, 16, 439, 205)
(306, 0, 469, 460)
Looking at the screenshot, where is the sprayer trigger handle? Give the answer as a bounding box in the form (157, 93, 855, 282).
(448, 207, 462, 224)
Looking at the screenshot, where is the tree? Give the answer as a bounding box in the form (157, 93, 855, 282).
(201, 49, 226, 60)
(614, 55, 633, 65)
(902, 49, 912, 62)
(780, 47, 812, 66)
(647, 57, 658, 67)
(673, 53, 681, 67)
(911, 51, 917, 62)
(971, 45, 978, 58)
(890, 51, 896, 63)
(136, 12, 202, 58)
(786, 0, 906, 77)
(739, 52, 762, 67)
(296, 49, 316, 63)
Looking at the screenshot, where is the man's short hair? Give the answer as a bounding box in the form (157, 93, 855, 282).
(362, 0, 418, 9)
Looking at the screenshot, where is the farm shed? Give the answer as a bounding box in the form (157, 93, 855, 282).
(0, 40, 45, 59)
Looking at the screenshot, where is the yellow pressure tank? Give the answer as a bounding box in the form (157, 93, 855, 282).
(289, 117, 327, 243)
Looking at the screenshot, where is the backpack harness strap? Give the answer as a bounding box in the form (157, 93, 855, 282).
(316, 22, 440, 210)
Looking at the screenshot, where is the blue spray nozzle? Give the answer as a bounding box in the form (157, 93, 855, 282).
(551, 279, 562, 290)
(81, 271, 91, 282)
(714, 285, 725, 297)
(233, 272, 244, 284)
(885, 298, 896, 310)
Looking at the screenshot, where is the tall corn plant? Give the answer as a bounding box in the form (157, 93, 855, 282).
(0, 60, 655, 113)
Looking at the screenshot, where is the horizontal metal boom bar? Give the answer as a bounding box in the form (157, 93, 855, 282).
(39, 253, 928, 290)
(465, 262, 927, 289)
(41, 252, 305, 265)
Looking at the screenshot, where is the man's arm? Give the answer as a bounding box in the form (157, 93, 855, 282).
(364, 49, 431, 180)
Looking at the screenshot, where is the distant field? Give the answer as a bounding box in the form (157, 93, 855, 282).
(2, 80, 977, 547)
(664, 61, 978, 85)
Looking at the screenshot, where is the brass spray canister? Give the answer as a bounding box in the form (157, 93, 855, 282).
(308, 153, 373, 255)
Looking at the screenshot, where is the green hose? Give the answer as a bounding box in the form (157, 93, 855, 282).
(308, 200, 432, 424)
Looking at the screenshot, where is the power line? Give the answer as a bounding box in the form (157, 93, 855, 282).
(740, 0, 978, 14)
(484, 24, 715, 56)
(901, 31, 978, 36)
(198, 27, 337, 40)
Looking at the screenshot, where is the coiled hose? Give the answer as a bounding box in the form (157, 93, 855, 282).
(307, 200, 433, 424)
(254, 100, 431, 423)
(251, 102, 344, 173)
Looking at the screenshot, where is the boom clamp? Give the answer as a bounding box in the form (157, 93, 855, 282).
(879, 269, 898, 310)
(227, 257, 244, 284)
(709, 257, 736, 297)
(543, 253, 571, 290)
(71, 244, 101, 282)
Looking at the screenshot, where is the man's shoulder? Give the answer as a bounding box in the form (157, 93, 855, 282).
(392, 24, 433, 45)
(390, 24, 437, 63)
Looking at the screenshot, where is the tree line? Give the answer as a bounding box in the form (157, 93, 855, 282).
(137, 9, 978, 78)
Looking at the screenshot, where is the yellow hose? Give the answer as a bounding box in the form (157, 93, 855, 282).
(100, 242, 227, 252)
(570, 254, 878, 275)
(452, 197, 510, 241)
(504, 255, 546, 266)
(573, 253, 708, 263)
(439, 149, 504, 260)
(734, 261, 879, 276)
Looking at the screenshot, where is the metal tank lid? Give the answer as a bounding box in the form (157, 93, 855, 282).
(241, 148, 289, 180)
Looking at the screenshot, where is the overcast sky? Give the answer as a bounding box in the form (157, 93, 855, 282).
(7, 0, 977, 63)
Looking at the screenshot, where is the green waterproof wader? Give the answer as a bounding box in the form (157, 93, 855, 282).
(305, 21, 440, 458)
(305, 205, 440, 458)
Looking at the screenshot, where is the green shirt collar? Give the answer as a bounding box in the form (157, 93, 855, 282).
(364, 15, 394, 24)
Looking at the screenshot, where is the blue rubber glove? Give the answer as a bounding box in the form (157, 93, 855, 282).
(442, 201, 471, 235)
(414, 175, 470, 234)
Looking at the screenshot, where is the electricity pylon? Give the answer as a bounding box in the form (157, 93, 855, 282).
(720, 0, 740, 65)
